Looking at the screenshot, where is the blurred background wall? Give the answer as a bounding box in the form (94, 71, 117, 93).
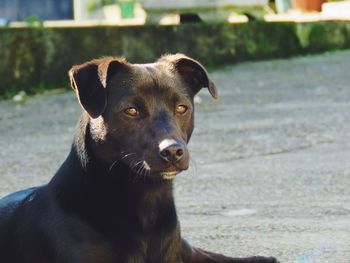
(0, 0, 73, 21)
(0, 0, 349, 98)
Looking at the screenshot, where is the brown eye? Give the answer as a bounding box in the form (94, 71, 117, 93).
(175, 105, 188, 115)
(124, 107, 139, 117)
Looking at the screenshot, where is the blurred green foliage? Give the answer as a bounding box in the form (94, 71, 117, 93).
(24, 16, 44, 28)
(0, 21, 350, 98)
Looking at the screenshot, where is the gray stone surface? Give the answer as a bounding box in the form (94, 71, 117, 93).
(1, 51, 350, 262)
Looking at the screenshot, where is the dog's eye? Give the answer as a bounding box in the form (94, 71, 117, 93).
(175, 105, 188, 115)
(124, 107, 139, 117)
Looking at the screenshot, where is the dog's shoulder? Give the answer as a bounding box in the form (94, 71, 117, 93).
(0, 187, 38, 220)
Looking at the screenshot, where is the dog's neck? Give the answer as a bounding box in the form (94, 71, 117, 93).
(48, 113, 177, 234)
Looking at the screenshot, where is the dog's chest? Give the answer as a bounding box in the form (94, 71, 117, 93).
(74, 232, 181, 263)
(69, 202, 180, 263)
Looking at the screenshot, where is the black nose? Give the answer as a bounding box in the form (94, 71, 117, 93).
(159, 143, 185, 163)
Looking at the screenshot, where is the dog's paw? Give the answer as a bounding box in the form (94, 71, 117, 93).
(238, 256, 280, 263)
(250, 256, 280, 263)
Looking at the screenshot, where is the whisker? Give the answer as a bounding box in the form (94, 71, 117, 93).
(189, 156, 198, 177)
(108, 152, 137, 174)
(131, 159, 139, 183)
(136, 161, 143, 174)
(108, 151, 136, 174)
(137, 166, 143, 183)
(121, 152, 136, 160)
(139, 164, 145, 177)
(108, 152, 153, 183)
(141, 165, 148, 182)
(132, 160, 143, 183)
(108, 160, 119, 173)
(141, 161, 151, 182)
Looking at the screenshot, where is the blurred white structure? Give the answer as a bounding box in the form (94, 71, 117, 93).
(73, 0, 146, 24)
(139, 0, 269, 9)
(138, 0, 269, 23)
(322, 1, 350, 20)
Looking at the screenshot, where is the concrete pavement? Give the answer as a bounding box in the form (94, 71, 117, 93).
(1, 51, 349, 262)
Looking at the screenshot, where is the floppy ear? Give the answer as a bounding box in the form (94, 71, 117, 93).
(166, 54, 218, 99)
(69, 58, 124, 118)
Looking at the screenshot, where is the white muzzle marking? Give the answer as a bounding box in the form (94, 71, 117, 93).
(159, 139, 177, 152)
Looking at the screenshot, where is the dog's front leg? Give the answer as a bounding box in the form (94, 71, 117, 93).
(181, 239, 278, 263)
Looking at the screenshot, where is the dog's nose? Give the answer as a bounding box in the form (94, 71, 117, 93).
(159, 144, 184, 163)
(159, 139, 185, 163)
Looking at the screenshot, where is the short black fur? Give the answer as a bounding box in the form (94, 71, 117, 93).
(0, 54, 278, 263)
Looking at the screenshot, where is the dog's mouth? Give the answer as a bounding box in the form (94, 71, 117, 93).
(116, 152, 187, 181)
(160, 171, 179, 180)
(122, 158, 182, 181)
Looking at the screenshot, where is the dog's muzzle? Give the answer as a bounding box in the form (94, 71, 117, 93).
(158, 139, 185, 164)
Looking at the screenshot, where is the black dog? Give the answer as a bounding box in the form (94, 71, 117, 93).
(0, 54, 278, 263)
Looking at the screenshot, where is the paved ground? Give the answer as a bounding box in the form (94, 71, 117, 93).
(1, 51, 350, 262)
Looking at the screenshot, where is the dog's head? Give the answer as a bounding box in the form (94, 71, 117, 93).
(69, 54, 217, 180)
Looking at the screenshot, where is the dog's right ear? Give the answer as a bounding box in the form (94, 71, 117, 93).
(159, 54, 218, 99)
(69, 58, 125, 119)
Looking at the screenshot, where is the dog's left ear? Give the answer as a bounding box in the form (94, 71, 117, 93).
(164, 54, 218, 99)
(69, 57, 125, 118)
